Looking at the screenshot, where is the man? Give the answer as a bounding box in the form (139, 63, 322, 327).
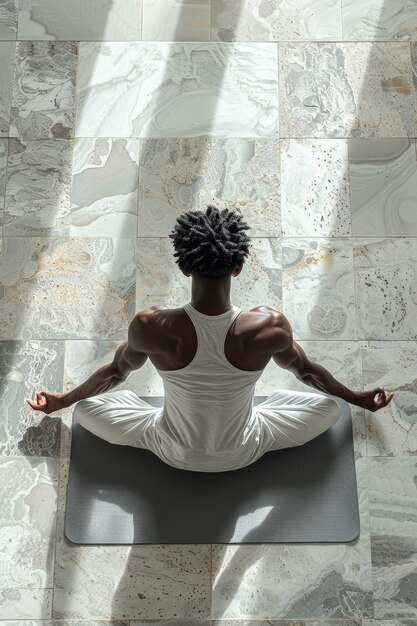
(26, 205, 394, 472)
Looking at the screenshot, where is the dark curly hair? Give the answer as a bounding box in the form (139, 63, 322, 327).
(169, 205, 252, 280)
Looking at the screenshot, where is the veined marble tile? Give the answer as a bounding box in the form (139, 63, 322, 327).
(17, 0, 142, 41)
(0, 237, 136, 340)
(281, 138, 351, 237)
(0, 622, 128, 626)
(210, 622, 363, 626)
(71, 138, 139, 237)
(279, 42, 417, 138)
(354, 238, 417, 340)
(136, 236, 282, 312)
(212, 456, 373, 618)
(281, 238, 356, 340)
(350, 138, 417, 237)
(0, 589, 52, 620)
(52, 458, 211, 619)
(10, 41, 77, 139)
(0, 138, 7, 237)
(76, 42, 279, 138)
(138, 138, 280, 237)
(343, 0, 417, 41)
(0, 42, 14, 137)
(361, 341, 417, 456)
(367, 457, 417, 618)
(211, 0, 343, 42)
(0, 0, 17, 40)
(0, 456, 57, 588)
(142, 0, 210, 41)
(0, 340, 64, 456)
(4, 138, 73, 236)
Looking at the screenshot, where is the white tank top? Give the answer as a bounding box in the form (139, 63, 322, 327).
(155, 302, 265, 472)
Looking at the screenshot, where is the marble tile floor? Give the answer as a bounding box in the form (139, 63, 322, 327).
(0, 0, 417, 623)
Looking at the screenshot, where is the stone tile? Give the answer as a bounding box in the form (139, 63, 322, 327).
(343, 0, 417, 41)
(0, 137, 8, 237)
(0, 456, 58, 588)
(281, 238, 356, 340)
(211, 622, 363, 626)
(0, 0, 18, 40)
(350, 138, 417, 237)
(136, 236, 282, 312)
(0, 340, 64, 456)
(0, 589, 52, 620)
(0, 42, 14, 137)
(212, 456, 373, 618)
(71, 138, 140, 237)
(17, 0, 141, 41)
(353, 238, 417, 340)
(4, 138, 73, 236)
(10, 41, 77, 139)
(367, 457, 417, 618)
(76, 42, 279, 138)
(52, 459, 211, 619)
(0, 622, 128, 626)
(138, 138, 280, 237)
(361, 341, 417, 456)
(142, 0, 210, 41)
(279, 42, 416, 138)
(131, 621, 210, 625)
(280, 138, 351, 237)
(0, 237, 136, 340)
(212, 0, 342, 42)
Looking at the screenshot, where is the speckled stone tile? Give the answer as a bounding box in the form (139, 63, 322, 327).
(280, 138, 351, 237)
(17, 0, 142, 41)
(367, 457, 417, 618)
(211, 456, 373, 619)
(342, 0, 417, 41)
(279, 42, 417, 138)
(142, 0, 210, 41)
(210, 621, 363, 626)
(131, 621, 210, 626)
(0, 456, 58, 589)
(71, 138, 139, 237)
(0, 0, 18, 40)
(0, 137, 8, 237)
(361, 341, 417, 456)
(136, 236, 282, 312)
(138, 138, 280, 237)
(0, 237, 136, 340)
(76, 42, 279, 138)
(282, 238, 356, 340)
(0, 340, 64, 456)
(0, 589, 52, 620)
(353, 238, 417, 341)
(52, 459, 211, 620)
(0, 42, 14, 137)
(4, 138, 73, 236)
(0, 622, 128, 626)
(350, 138, 417, 237)
(10, 41, 77, 139)
(211, 0, 343, 42)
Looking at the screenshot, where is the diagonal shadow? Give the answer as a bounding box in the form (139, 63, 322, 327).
(2, 0, 411, 620)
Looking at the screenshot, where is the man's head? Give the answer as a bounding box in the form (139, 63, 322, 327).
(168, 205, 252, 284)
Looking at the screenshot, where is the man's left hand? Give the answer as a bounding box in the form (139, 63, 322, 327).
(25, 390, 64, 415)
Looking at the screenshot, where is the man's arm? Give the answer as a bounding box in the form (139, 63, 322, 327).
(58, 315, 148, 409)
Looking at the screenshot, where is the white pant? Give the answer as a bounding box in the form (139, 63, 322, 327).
(73, 389, 341, 472)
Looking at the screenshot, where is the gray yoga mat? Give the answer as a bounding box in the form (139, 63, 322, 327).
(64, 395, 360, 544)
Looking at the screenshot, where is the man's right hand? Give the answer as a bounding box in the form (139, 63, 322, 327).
(356, 386, 395, 412)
